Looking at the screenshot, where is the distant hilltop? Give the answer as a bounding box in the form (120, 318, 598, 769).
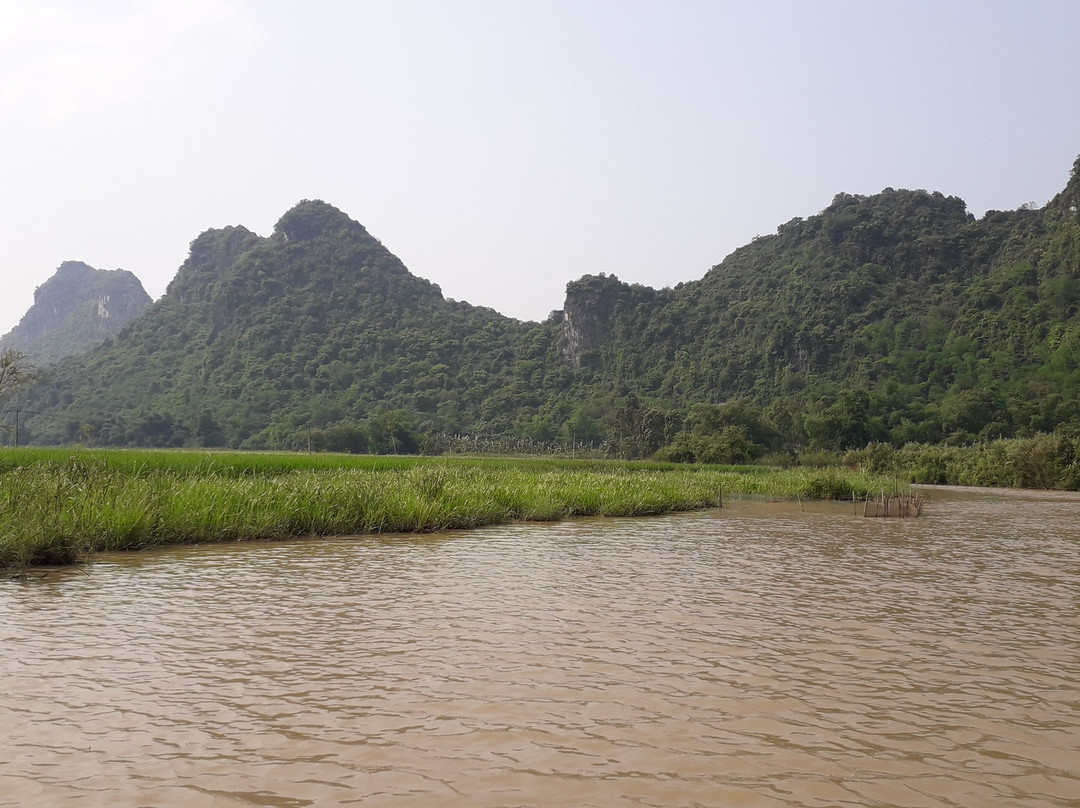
(0, 261, 152, 366)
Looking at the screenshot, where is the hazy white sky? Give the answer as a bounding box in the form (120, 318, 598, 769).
(2, 0, 1079, 335)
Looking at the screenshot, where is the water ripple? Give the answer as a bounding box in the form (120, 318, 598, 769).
(2, 489, 1079, 806)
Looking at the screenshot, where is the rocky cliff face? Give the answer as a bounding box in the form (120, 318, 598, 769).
(558, 274, 629, 367)
(0, 261, 152, 365)
(558, 273, 667, 369)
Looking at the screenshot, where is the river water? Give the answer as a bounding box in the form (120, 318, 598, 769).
(1, 487, 1078, 807)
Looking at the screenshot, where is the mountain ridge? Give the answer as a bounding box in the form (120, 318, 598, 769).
(7, 160, 1080, 457)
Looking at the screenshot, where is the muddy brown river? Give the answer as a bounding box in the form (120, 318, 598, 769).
(2, 486, 1078, 807)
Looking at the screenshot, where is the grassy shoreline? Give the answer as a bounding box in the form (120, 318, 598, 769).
(1, 449, 899, 570)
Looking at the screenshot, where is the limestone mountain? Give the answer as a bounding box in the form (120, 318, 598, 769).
(9, 156, 1080, 457)
(554, 162, 1080, 457)
(19, 201, 549, 448)
(0, 261, 152, 366)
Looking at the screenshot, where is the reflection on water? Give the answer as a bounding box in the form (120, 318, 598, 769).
(2, 488, 1079, 807)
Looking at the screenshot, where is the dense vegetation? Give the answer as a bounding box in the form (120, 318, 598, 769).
(4, 157, 1080, 485)
(0, 449, 891, 569)
(557, 165, 1080, 462)
(0, 261, 151, 365)
(841, 432, 1080, 491)
(11, 205, 548, 450)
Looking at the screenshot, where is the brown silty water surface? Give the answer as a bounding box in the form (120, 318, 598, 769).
(2, 487, 1078, 807)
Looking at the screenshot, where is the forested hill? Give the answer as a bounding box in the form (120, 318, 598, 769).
(556, 159, 1080, 459)
(0, 261, 151, 366)
(9, 158, 1080, 457)
(16, 201, 548, 449)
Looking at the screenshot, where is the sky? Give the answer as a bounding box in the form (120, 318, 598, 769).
(2, 0, 1080, 336)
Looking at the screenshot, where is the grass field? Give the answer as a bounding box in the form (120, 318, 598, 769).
(0, 448, 899, 570)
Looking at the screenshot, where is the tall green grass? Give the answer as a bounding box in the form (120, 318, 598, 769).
(0, 450, 897, 570)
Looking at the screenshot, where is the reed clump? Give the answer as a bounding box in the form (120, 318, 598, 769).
(0, 450, 899, 570)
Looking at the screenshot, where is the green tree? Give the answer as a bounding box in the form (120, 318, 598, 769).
(367, 411, 420, 454)
(565, 410, 605, 445)
(0, 349, 37, 401)
(0, 349, 38, 444)
(610, 394, 669, 458)
(195, 412, 227, 447)
(132, 412, 187, 448)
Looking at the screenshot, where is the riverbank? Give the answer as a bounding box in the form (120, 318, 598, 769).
(0, 449, 899, 569)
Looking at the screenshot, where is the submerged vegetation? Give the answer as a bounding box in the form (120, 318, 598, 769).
(0, 449, 893, 570)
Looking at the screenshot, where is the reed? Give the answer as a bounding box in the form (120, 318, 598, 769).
(0, 450, 901, 570)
